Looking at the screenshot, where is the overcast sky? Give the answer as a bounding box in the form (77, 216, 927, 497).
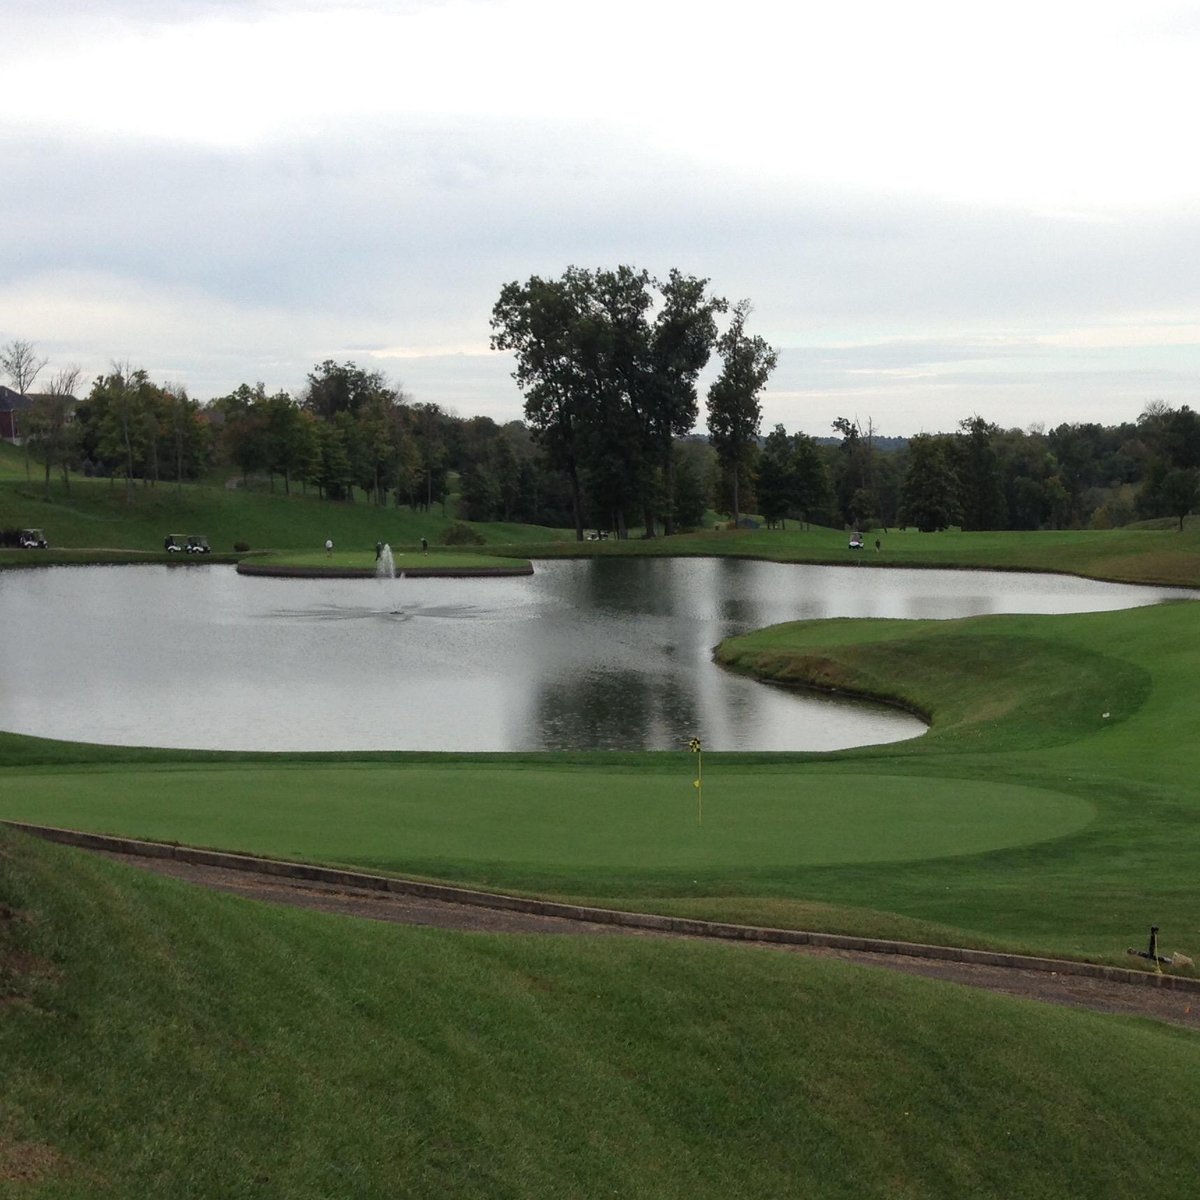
(3, 0, 1199, 435)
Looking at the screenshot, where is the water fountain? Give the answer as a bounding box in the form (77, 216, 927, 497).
(376, 543, 396, 579)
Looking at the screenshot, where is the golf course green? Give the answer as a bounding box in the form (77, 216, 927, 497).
(0, 767, 1093, 871)
(4, 461, 1200, 1196)
(0, 584, 1196, 964)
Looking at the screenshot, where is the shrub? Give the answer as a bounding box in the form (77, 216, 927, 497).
(440, 523, 485, 547)
(233, 541, 251, 553)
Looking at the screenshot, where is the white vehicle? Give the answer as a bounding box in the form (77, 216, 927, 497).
(185, 535, 211, 554)
(18, 528, 47, 549)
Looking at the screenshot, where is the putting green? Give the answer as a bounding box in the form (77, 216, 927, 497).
(0, 767, 1094, 871)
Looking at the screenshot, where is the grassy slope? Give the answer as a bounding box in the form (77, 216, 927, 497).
(4, 455, 1200, 584)
(704, 601, 1200, 959)
(4, 827, 1200, 1200)
(0, 473, 565, 555)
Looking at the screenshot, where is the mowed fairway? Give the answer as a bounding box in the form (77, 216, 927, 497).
(0, 767, 1092, 872)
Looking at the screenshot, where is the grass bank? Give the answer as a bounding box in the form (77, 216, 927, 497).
(0, 472, 564, 558)
(494, 520, 1200, 587)
(4, 826, 1199, 1199)
(5, 452, 1200, 588)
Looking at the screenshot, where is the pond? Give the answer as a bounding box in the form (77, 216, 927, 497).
(0, 559, 1192, 753)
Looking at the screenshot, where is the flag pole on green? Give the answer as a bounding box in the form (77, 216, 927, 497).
(689, 737, 703, 825)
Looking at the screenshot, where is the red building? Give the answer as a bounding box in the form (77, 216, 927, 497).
(0, 385, 33, 444)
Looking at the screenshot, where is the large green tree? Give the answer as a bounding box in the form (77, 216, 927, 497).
(706, 301, 777, 529)
(640, 270, 724, 535)
(492, 266, 724, 539)
(1161, 468, 1199, 531)
(491, 271, 593, 539)
(957, 415, 1007, 530)
(900, 434, 960, 532)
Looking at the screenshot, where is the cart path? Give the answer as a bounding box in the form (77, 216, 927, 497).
(97, 848, 1200, 1031)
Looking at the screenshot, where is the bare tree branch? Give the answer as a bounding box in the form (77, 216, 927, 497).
(0, 338, 49, 395)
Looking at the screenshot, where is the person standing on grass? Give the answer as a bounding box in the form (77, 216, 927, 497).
(420, 537, 428, 555)
(325, 538, 333, 556)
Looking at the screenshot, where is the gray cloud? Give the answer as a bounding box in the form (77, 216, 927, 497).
(3, 102, 1198, 431)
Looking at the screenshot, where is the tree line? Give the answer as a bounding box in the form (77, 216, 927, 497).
(746, 408, 1200, 534)
(5, 283, 1200, 533)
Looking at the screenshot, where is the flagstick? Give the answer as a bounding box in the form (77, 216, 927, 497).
(696, 748, 703, 825)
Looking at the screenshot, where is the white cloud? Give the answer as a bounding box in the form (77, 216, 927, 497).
(2, 0, 1199, 433)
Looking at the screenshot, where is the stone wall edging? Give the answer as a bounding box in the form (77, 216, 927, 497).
(7, 819, 1198, 995)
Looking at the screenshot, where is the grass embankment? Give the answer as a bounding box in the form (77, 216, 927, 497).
(2, 600, 1199, 966)
(5, 439, 1200, 586)
(4, 826, 1200, 1200)
(0, 469, 564, 559)
(497, 520, 1200, 586)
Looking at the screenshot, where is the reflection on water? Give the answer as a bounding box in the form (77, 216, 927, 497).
(0, 559, 1192, 753)
(269, 602, 495, 624)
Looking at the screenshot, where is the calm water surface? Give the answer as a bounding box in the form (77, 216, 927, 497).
(0, 559, 1192, 752)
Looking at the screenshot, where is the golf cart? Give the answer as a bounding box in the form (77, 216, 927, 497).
(18, 529, 47, 549)
(185, 535, 211, 554)
(164, 534, 185, 552)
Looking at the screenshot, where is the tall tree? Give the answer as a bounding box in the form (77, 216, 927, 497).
(493, 266, 724, 539)
(2, 339, 49, 477)
(261, 391, 307, 495)
(792, 433, 833, 528)
(957, 415, 1007, 530)
(641, 270, 724, 535)
(706, 301, 777, 529)
(302, 360, 393, 421)
(25, 366, 81, 497)
(87, 364, 156, 501)
(211, 383, 271, 484)
(1161, 468, 1200, 531)
(578, 265, 655, 539)
(491, 271, 592, 540)
(830, 416, 879, 526)
(900, 434, 960, 531)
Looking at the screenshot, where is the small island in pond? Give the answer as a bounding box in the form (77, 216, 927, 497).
(236, 547, 533, 579)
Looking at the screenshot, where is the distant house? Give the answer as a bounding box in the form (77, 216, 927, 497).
(0, 385, 33, 444)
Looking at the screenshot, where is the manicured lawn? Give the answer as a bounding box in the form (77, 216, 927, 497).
(4, 827, 1200, 1199)
(5, 479, 1200, 1195)
(3, 478, 1200, 963)
(0, 767, 1092, 873)
(500, 519, 1200, 586)
(0, 474, 566, 555)
(3, 598, 1200, 965)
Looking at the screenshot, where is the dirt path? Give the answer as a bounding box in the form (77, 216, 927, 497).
(99, 849, 1200, 1031)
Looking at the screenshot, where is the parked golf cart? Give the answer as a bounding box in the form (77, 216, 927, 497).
(164, 534, 185, 552)
(18, 528, 47, 549)
(185, 535, 211, 554)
